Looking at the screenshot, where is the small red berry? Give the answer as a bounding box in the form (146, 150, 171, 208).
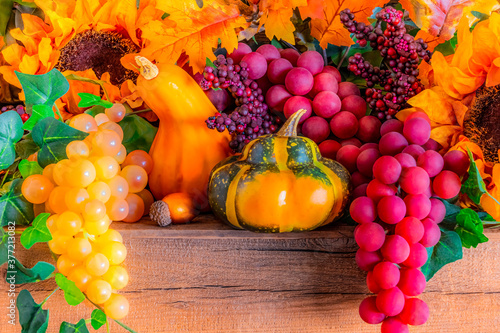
(21, 113, 30, 122)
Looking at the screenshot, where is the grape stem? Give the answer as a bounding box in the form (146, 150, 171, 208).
(87, 297, 137, 333)
(337, 45, 351, 69)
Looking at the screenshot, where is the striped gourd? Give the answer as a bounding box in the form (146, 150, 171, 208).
(208, 109, 351, 233)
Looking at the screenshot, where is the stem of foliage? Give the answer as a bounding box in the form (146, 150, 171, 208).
(87, 298, 137, 333)
(322, 48, 327, 66)
(337, 45, 351, 69)
(106, 317, 110, 333)
(280, 40, 298, 51)
(126, 108, 152, 116)
(485, 192, 500, 207)
(0, 170, 9, 187)
(53, 104, 63, 122)
(41, 287, 60, 306)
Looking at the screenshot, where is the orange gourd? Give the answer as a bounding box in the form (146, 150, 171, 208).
(135, 56, 231, 211)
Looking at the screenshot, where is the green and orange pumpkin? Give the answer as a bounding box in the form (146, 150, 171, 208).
(208, 109, 351, 232)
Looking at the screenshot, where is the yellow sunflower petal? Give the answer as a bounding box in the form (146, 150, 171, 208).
(19, 54, 40, 74)
(430, 125, 462, 151)
(485, 57, 500, 87)
(407, 87, 457, 125)
(481, 187, 500, 221)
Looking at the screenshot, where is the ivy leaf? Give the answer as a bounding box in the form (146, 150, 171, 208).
(461, 149, 487, 205)
(15, 69, 70, 108)
(20, 213, 52, 250)
(17, 289, 49, 333)
(31, 117, 88, 168)
(91, 309, 107, 330)
(55, 273, 85, 306)
(0, 0, 14, 37)
(23, 105, 55, 131)
(77, 93, 113, 108)
(455, 208, 489, 248)
(0, 227, 9, 265)
(206, 57, 217, 70)
(18, 160, 43, 179)
(8, 258, 55, 284)
(0, 110, 24, 170)
(119, 114, 158, 153)
(271, 39, 283, 49)
(421, 228, 463, 281)
(84, 105, 105, 117)
(59, 319, 90, 333)
(16, 133, 40, 160)
(0, 178, 34, 227)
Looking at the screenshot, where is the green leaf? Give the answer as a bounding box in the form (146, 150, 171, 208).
(77, 92, 113, 108)
(8, 258, 55, 284)
(17, 289, 49, 333)
(91, 309, 107, 330)
(455, 208, 489, 248)
(206, 57, 217, 70)
(421, 228, 463, 281)
(271, 39, 283, 49)
(18, 160, 43, 178)
(59, 319, 90, 333)
(0, 110, 24, 170)
(31, 117, 88, 168)
(16, 133, 40, 160)
(434, 38, 456, 56)
(461, 149, 486, 204)
(119, 114, 158, 153)
(20, 213, 52, 249)
(0, 178, 34, 227)
(361, 50, 384, 68)
(0, 227, 9, 265)
(55, 273, 85, 306)
(0, 0, 14, 37)
(84, 105, 106, 117)
(23, 105, 55, 131)
(15, 69, 70, 108)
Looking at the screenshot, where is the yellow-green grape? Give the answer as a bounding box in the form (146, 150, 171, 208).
(65, 188, 89, 213)
(67, 237, 93, 261)
(105, 197, 129, 221)
(66, 140, 90, 160)
(98, 121, 124, 141)
(67, 265, 93, 292)
(56, 211, 83, 237)
(94, 156, 119, 180)
(105, 103, 126, 122)
(95, 113, 110, 126)
(102, 265, 129, 290)
(57, 254, 79, 276)
(85, 253, 110, 276)
(106, 176, 129, 199)
(84, 215, 111, 236)
(66, 159, 96, 188)
(46, 214, 59, 234)
(48, 232, 71, 254)
(103, 293, 129, 319)
(100, 241, 127, 265)
(47, 186, 70, 214)
(87, 181, 111, 203)
(42, 163, 56, 184)
(82, 199, 107, 221)
(92, 129, 121, 157)
(95, 229, 123, 245)
(86, 279, 112, 304)
(114, 145, 127, 164)
(120, 165, 148, 193)
(69, 114, 98, 133)
(53, 160, 70, 186)
(21, 174, 54, 204)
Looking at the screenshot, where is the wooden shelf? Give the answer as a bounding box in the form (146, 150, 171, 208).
(2, 215, 500, 332)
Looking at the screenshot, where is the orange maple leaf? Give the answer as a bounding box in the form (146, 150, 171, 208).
(309, 0, 386, 48)
(258, 0, 307, 44)
(414, 30, 446, 52)
(139, 0, 247, 73)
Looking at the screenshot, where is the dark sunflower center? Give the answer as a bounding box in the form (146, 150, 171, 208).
(463, 84, 500, 163)
(57, 30, 138, 85)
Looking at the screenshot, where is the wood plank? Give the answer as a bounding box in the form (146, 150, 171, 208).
(2, 216, 499, 332)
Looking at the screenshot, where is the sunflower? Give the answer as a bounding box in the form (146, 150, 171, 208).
(0, 0, 149, 117)
(398, 13, 500, 219)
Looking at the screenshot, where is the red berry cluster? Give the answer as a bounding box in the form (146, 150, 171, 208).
(1, 104, 29, 122)
(340, 7, 431, 120)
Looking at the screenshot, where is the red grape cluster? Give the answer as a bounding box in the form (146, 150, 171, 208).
(1, 104, 29, 122)
(340, 7, 431, 119)
(340, 112, 470, 332)
(202, 44, 281, 152)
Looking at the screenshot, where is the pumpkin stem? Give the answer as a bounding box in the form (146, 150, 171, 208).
(135, 56, 159, 80)
(277, 109, 306, 136)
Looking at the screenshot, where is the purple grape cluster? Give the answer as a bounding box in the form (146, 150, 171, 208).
(200, 54, 279, 152)
(340, 7, 431, 119)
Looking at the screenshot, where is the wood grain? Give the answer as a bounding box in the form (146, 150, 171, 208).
(2, 215, 499, 333)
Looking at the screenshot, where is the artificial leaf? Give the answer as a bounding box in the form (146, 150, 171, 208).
(461, 149, 487, 204)
(455, 208, 489, 248)
(271, 39, 283, 49)
(310, 0, 386, 48)
(91, 309, 107, 330)
(0, 110, 24, 170)
(23, 105, 55, 131)
(77, 93, 113, 108)
(0, 0, 14, 36)
(0, 179, 34, 227)
(8, 258, 55, 284)
(84, 105, 106, 117)
(55, 273, 85, 306)
(31, 117, 88, 168)
(140, 0, 248, 73)
(119, 114, 158, 153)
(421, 228, 463, 281)
(415, 30, 447, 52)
(20, 213, 52, 250)
(16, 134, 40, 160)
(18, 160, 43, 179)
(15, 68, 70, 107)
(0, 227, 10, 265)
(206, 57, 217, 70)
(298, 0, 325, 20)
(17, 289, 49, 333)
(59, 319, 90, 333)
